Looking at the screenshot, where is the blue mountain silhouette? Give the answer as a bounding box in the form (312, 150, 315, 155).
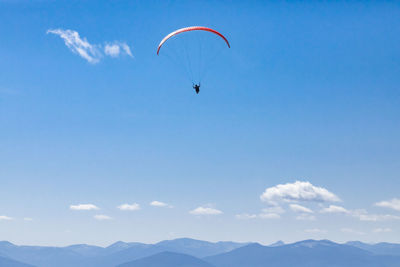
(0, 255, 36, 267)
(346, 241, 400, 256)
(204, 240, 400, 267)
(117, 251, 214, 267)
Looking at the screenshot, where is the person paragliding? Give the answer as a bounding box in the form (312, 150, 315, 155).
(193, 83, 200, 94)
(157, 26, 230, 94)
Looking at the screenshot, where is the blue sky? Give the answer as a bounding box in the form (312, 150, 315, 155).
(1, 0, 400, 246)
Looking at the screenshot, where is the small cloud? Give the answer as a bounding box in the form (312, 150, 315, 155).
(94, 214, 112, 220)
(190, 207, 222, 215)
(104, 44, 120, 57)
(260, 181, 340, 205)
(70, 204, 99, 211)
(375, 198, 400, 211)
(23, 217, 33, 221)
(235, 213, 258, 220)
(104, 42, 133, 58)
(373, 228, 392, 233)
(341, 228, 365, 235)
(262, 206, 286, 214)
(259, 213, 281, 219)
(0, 216, 13, 221)
(120, 43, 133, 57)
(150, 201, 172, 208)
(305, 228, 327, 234)
(320, 205, 349, 214)
(296, 214, 316, 221)
(235, 210, 281, 220)
(290, 204, 313, 213)
(351, 209, 400, 222)
(117, 203, 141, 211)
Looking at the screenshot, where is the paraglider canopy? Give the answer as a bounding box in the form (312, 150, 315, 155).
(157, 26, 230, 55)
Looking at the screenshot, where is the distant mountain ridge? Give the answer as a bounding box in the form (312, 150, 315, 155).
(346, 241, 400, 256)
(0, 239, 399, 267)
(0, 238, 248, 267)
(117, 251, 215, 267)
(204, 240, 400, 267)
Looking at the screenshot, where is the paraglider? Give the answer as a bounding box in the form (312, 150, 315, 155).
(157, 26, 230, 94)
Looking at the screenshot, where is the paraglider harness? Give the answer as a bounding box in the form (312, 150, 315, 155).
(193, 83, 200, 94)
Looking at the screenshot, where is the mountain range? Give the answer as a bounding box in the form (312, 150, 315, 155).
(0, 238, 399, 267)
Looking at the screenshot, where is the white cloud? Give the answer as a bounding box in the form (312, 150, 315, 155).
(47, 29, 101, 63)
(375, 198, 400, 211)
(235, 209, 281, 220)
(305, 228, 327, 234)
(260, 181, 340, 205)
(358, 214, 400, 222)
(341, 228, 365, 235)
(70, 204, 99, 211)
(190, 207, 222, 215)
(262, 206, 286, 214)
(117, 203, 141, 211)
(235, 213, 258, 220)
(320, 205, 349, 214)
(150, 201, 171, 208)
(351, 209, 400, 222)
(104, 42, 133, 58)
(373, 228, 392, 233)
(296, 214, 316, 221)
(94, 214, 112, 220)
(48, 29, 133, 63)
(104, 44, 120, 57)
(259, 213, 281, 219)
(121, 43, 133, 57)
(290, 204, 313, 213)
(23, 217, 33, 221)
(0, 216, 13, 221)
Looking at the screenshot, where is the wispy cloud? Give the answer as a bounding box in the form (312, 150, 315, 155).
(23, 217, 33, 221)
(0, 215, 13, 221)
(262, 206, 286, 214)
(104, 42, 133, 58)
(117, 203, 141, 211)
(351, 209, 400, 222)
(47, 29, 101, 63)
(150, 201, 172, 208)
(305, 228, 327, 234)
(373, 228, 392, 233)
(290, 204, 313, 213)
(341, 228, 365, 235)
(235, 213, 258, 220)
(190, 206, 222, 215)
(70, 204, 99, 211)
(260, 181, 340, 206)
(375, 198, 400, 211)
(296, 214, 316, 221)
(47, 29, 133, 63)
(259, 213, 281, 219)
(94, 214, 112, 221)
(236, 208, 282, 220)
(320, 205, 349, 214)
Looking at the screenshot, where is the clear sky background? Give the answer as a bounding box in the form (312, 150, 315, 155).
(0, 0, 400, 246)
